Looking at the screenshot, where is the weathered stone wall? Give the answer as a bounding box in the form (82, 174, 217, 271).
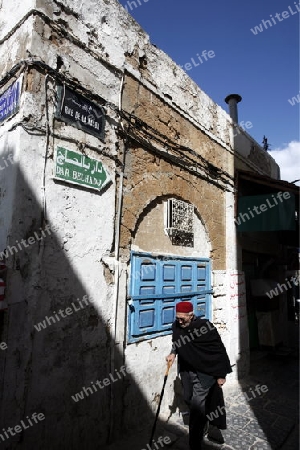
(0, 0, 121, 442)
(0, 0, 266, 446)
(120, 146, 227, 268)
(0, 72, 117, 448)
(122, 74, 232, 173)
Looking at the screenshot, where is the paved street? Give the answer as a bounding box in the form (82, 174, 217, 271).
(166, 347, 299, 450)
(104, 326, 299, 450)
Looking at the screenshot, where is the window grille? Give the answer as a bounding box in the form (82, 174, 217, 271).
(165, 199, 194, 246)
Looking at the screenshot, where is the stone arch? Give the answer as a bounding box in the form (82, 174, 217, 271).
(129, 194, 211, 259)
(120, 166, 225, 269)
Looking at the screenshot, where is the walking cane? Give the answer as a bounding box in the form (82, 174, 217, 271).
(148, 361, 172, 448)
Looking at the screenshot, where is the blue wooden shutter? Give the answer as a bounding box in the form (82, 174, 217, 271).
(128, 252, 212, 342)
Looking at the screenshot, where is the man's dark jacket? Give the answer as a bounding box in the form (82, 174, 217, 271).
(172, 316, 232, 429)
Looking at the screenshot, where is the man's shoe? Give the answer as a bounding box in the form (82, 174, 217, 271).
(207, 425, 225, 444)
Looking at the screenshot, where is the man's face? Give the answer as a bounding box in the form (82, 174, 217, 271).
(176, 312, 193, 328)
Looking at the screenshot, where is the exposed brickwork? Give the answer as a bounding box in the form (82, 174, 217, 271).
(118, 75, 231, 271)
(120, 145, 226, 270)
(123, 74, 232, 174)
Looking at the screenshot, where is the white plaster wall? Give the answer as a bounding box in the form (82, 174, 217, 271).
(0, 123, 117, 445)
(0, 0, 36, 40)
(124, 335, 176, 426)
(0, 15, 120, 441)
(0, 17, 34, 77)
(211, 188, 251, 382)
(0, 130, 19, 251)
(211, 189, 235, 370)
(7, 0, 233, 150)
(221, 189, 249, 380)
(2, 72, 117, 316)
(43, 135, 116, 322)
(234, 128, 279, 178)
(132, 203, 211, 258)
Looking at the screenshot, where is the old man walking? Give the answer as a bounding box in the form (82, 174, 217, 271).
(166, 301, 232, 450)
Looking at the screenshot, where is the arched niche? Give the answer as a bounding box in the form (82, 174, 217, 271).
(132, 195, 211, 258)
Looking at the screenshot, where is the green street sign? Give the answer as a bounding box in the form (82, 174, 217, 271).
(54, 147, 110, 192)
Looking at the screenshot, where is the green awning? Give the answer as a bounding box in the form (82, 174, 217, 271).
(236, 192, 296, 231)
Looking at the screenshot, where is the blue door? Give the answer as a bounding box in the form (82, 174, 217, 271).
(128, 252, 212, 343)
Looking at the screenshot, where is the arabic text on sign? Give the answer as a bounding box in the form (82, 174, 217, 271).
(55, 147, 109, 192)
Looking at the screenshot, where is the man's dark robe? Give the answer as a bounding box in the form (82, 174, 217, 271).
(172, 316, 232, 429)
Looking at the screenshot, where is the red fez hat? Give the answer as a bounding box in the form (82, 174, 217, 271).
(176, 301, 193, 313)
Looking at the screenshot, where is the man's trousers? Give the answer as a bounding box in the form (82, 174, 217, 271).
(181, 371, 216, 450)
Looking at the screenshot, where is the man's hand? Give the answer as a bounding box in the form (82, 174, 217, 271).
(217, 378, 226, 387)
(165, 353, 176, 366)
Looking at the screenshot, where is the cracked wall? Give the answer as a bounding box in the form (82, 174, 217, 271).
(0, 0, 257, 445)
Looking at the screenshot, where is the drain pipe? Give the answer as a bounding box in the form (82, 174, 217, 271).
(109, 73, 127, 443)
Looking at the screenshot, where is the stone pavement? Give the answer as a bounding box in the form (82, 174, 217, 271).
(104, 330, 299, 450)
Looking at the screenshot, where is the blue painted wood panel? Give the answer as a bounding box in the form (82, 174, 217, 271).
(128, 252, 212, 343)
